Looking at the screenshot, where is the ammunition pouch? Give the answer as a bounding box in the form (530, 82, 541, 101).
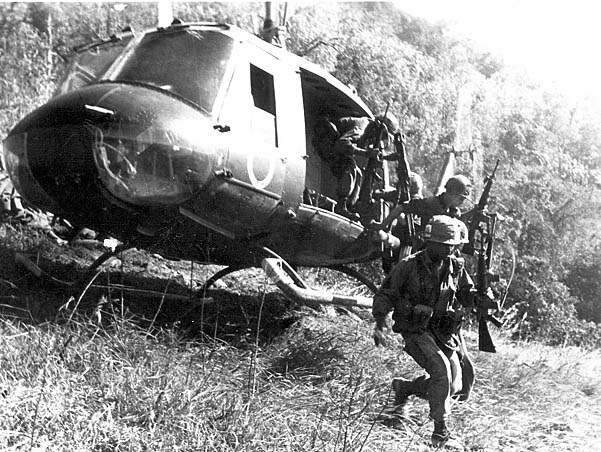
(432, 311, 464, 336)
(392, 303, 433, 333)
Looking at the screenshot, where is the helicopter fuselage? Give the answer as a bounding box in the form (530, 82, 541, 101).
(3, 22, 386, 268)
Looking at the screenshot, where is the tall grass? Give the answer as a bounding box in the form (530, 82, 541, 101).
(0, 226, 600, 451)
(0, 309, 386, 451)
(1, 300, 600, 451)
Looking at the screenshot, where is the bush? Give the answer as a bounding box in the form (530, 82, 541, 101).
(503, 256, 600, 347)
(563, 251, 601, 324)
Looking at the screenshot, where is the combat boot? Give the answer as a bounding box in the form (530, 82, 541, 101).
(391, 377, 412, 410)
(431, 420, 464, 450)
(432, 420, 450, 447)
(392, 375, 429, 409)
(379, 377, 411, 423)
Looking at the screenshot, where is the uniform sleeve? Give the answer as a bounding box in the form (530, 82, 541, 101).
(333, 118, 369, 156)
(372, 260, 411, 321)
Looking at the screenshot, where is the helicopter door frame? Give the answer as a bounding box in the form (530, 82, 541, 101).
(246, 46, 306, 208)
(211, 34, 240, 120)
(217, 40, 305, 203)
(192, 40, 305, 237)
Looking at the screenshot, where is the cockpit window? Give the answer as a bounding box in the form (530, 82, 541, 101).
(107, 30, 234, 112)
(55, 34, 134, 95)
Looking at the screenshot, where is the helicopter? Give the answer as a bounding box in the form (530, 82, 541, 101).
(1, 7, 451, 308)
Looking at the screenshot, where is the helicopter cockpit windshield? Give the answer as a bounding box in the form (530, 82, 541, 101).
(84, 29, 235, 207)
(105, 29, 234, 113)
(55, 33, 135, 96)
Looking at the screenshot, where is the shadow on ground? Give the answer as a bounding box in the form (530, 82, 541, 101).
(0, 230, 301, 347)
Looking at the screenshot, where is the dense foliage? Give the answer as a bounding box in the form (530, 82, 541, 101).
(0, 2, 599, 346)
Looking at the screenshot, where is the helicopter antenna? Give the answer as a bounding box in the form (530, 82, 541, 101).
(281, 2, 288, 26)
(383, 100, 391, 118)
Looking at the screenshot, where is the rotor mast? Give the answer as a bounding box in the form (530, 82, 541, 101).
(261, 2, 287, 50)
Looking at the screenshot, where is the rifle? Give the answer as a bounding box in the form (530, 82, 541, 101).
(462, 159, 502, 352)
(463, 159, 499, 255)
(375, 131, 414, 272)
(392, 132, 415, 241)
(478, 159, 499, 210)
(475, 214, 502, 353)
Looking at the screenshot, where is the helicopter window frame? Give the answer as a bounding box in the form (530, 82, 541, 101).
(103, 28, 235, 114)
(250, 65, 276, 116)
(249, 63, 278, 148)
(55, 32, 137, 95)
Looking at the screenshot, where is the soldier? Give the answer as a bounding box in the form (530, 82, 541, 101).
(376, 174, 473, 253)
(380, 171, 424, 272)
(313, 113, 399, 220)
(372, 215, 481, 448)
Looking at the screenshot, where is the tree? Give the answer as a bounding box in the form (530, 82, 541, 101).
(1, 1, 600, 345)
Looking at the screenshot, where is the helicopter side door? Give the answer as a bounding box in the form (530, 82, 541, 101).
(183, 37, 306, 239)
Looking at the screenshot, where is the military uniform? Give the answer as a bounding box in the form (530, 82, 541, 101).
(374, 248, 475, 413)
(328, 117, 374, 211)
(372, 215, 476, 448)
(313, 114, 398, 219)
(397, 194, 461, 250)
(378, 175, 472, 260)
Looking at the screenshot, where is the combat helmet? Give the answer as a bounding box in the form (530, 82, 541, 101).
(444, 175, 472, 199)
(375, 112, 399, 134)
(422, 215, 468, 245)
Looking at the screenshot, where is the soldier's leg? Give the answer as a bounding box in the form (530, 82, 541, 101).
(333, 161, 360, 220)
(348, 162, 362, 205)
(401, 332, 454, 423)
(334, 171, 351, 198)
(454, 332, 475, 401)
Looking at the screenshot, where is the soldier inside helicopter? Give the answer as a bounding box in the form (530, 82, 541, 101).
(310, 112, 400, 221)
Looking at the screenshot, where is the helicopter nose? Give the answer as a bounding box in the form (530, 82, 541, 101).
(3, 83, 227, 216)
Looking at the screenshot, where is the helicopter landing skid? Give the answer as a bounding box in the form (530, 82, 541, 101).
(86, 242, 134, 275)
(325, 264, 378, 293)
(198, 264, 253, 293)
(261, 258, 373, 308)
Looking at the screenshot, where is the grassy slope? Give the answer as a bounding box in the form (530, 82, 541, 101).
(0, 225, 600, 451)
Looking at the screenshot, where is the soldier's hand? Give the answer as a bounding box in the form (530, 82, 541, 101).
(372, 324, 389, 347)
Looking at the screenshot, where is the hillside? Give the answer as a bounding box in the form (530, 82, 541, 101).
(0, 2, 600, 449)
(1, 1, 600, 348)
(0, 225, 599, 451)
